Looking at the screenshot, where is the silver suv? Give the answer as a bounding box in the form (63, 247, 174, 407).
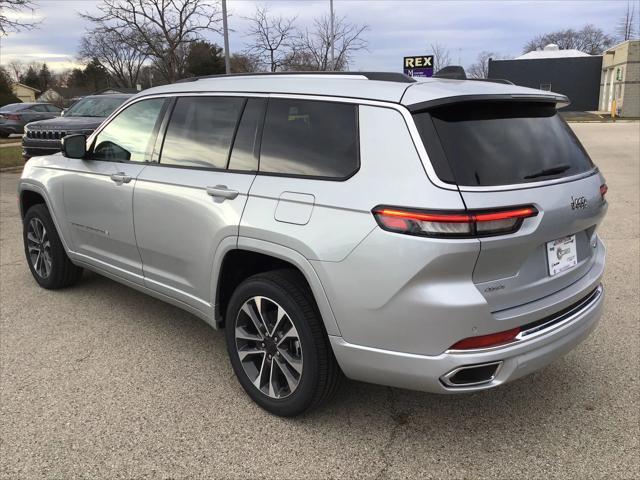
(18, 72, 607, 416)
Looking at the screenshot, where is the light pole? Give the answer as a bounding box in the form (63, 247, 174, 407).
(222, 0, 231, 74)
(330, 0, 335, 71)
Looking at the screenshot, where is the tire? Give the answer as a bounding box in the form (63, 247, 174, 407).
(0, 131, 9, 138)
(225, 269, 342, 417)
(23, 203, 83, 289)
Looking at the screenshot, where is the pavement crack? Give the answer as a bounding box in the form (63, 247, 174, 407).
(75, 345, 95, 363)
(374, 387, 411, 480)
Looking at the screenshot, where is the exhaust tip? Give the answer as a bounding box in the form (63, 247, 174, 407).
(441, 361, 502, 388)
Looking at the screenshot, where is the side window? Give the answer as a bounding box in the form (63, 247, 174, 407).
(259, 98, 359, 179)
(228, 97, 266, 171)
(92, 98, 165, 162)
(32, 104, 49, 112)
(160, 96, 244, 169)
(46, 104, 62, 113)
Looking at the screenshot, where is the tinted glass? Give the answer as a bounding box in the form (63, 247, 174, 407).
(45, 104, 62, 113)
(92, 98, 165, 162)
(31, 104, 49, 112)
(65, 97, 129, 117)
(414, 102, 594, 186)
(228, 98, 265, 171)
(161, 96, 244, 169)
(259, 99, 358, 178)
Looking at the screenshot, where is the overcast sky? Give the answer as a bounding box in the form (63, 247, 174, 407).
(0, 0, 630, 73)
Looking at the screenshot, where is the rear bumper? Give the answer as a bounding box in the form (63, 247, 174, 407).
(330, 283, 603, 393)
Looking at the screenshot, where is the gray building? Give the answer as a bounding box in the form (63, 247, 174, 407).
(488, 44, 602, 111)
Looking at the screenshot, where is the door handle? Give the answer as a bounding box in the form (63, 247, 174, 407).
(206, 185, 239, 200)
(110, 172, 132, 184)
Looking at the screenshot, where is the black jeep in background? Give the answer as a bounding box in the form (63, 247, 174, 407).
(22, 94, 132, 160)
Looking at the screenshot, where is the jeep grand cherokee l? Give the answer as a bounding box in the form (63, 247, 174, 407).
(18, 72, 607, 416)
(22, 94, 131, 160)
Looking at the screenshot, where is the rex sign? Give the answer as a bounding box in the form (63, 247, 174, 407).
(403, 55, 434, 78)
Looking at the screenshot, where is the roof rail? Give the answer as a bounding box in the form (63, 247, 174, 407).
(176, 71, 417, 84)
(469, 78, 515, 85)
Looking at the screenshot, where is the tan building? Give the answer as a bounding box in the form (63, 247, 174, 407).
(599, 40, 640, 118)
(11, 83, 40, 103)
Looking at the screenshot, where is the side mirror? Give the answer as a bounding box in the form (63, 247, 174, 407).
(60, 109, 67, 117)
(61, 134, 87, 159)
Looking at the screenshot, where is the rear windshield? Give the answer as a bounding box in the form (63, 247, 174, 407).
(413, 102, 594, 186)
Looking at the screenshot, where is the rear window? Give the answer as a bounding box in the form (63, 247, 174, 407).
(413, 102, 594, 186)
(259, 98, 359, 179)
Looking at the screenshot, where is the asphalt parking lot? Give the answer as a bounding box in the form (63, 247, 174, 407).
(1, 122, 638, 479)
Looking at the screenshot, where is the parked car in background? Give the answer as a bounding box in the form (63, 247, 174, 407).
(0, 103, 62, 137)
(22, 94, 132, 160)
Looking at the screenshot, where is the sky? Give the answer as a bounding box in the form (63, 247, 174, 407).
(0, 0, 631, 74)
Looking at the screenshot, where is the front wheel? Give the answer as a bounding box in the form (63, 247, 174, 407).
(23, 204, 83, 289)
(225, 270, 342, 417)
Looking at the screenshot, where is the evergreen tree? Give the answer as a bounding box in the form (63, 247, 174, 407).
(38, 63, 53, 92)
(20, 66, 40, 90)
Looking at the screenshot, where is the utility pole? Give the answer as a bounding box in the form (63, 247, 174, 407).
(222, 0, 231, 74)
(330, 0, 335, 71)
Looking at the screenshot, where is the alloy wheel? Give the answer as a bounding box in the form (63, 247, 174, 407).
(234, 296, 303, 399)
(26, 218, 52, 278)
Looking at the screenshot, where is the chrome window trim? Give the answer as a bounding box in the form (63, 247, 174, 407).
(446, 284, 603, 354)
(86, 89, 597, 193)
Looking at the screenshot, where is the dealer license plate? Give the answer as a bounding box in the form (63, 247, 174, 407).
(546, 235, 578, 276)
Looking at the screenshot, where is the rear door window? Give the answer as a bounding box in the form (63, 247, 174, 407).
(259, 98, 359, 179)
(413, 101, 594, 186)
(160, 96, 244, 169)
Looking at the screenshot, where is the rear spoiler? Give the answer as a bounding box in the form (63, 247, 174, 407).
(407, 93, 571, 113)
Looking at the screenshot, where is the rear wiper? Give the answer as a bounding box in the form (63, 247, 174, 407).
(524, 164, 570, 179)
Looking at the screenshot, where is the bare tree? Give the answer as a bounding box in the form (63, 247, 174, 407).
(467, 51, 495, 79)
(523, 24, 615, 55)
(293, 13, 368, 71)
(79, 28, 148, 88)
(617, 1, 638, 42)
(244, 6, 297, 72)
(81, 0, 222, 83)
(0, 0, 41, 35)
(230, 53, 263, 73)
(430, 43, 452, 72)
(6, 59, 25, 82)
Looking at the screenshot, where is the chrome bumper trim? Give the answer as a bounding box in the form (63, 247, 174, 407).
(446, 284, 603, 354)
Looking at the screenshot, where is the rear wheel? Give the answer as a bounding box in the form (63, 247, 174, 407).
(23, 204, 83, 289)
(225, 270, 342, 416)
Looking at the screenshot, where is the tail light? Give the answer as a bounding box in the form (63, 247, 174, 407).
(600, 184, 608, 200)
(449, 327, 521, 350)
(4, 113, 21, 121)
(372, 205, 538, 238)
